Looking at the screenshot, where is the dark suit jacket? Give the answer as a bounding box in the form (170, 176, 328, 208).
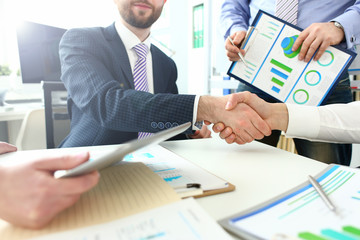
(59, 23, 195, 147)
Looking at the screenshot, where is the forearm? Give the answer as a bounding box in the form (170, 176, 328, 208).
(220, 0, 250, 39)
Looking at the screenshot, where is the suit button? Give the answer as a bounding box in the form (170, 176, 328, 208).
(172, 122, 179, 127)
(151, 122, 157, 128)
(158, 122, 164, 129)
(165, 122, 172, 129)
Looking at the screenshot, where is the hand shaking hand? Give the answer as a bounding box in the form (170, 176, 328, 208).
(210, 92, 289, 144)
(197, 94, 271, 144)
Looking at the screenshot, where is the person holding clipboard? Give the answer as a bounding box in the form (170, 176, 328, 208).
(220, 0, 360, 166)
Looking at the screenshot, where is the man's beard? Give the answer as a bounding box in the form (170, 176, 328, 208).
(120, 1, 162, 29)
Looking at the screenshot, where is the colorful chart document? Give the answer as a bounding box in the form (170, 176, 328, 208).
(122, 145, 232, 195)
(219, 164, 360, 240)
(228, 10, 356, 106)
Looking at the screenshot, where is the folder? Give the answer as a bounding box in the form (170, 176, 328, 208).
(218, 164, 360, 240)
(227, 10, 356, 106)
(0, 162, 232, 239)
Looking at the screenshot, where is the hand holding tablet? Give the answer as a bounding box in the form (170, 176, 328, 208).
(54, 122, 192, 178)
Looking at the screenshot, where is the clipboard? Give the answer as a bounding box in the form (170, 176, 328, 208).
(122, 144, 236, 199)
(218, 164, 360, 240)
(194, 182, 235, 198)
(228, 10, 356, 106)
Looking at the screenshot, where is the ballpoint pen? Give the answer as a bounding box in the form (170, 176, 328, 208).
(228, 36, 248, 67)
(308, 175, 337, 212)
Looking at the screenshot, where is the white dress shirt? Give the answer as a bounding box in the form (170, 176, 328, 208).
(115, 21, 154, 93)
(286, 102, 360, 143)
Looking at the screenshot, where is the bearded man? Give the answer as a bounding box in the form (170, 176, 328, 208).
(59, 0, 271, 148)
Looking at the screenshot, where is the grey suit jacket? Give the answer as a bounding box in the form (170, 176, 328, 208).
(59, 23, 195, 147)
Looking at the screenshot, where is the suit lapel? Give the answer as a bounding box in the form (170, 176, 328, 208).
(151, 45, 166, 93)
(104, 23, 134, 89)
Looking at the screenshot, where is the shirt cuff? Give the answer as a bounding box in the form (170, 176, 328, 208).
(332, 12, 360, 49)
(285, 103, 320, 139)
(192, 95, 202, 130)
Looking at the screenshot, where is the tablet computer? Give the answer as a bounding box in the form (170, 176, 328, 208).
(54, 122, 191, 179)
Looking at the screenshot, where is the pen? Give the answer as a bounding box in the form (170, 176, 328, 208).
(228, 36, 248, 67)
(173, 183, 201, 189)
(308, 175, 337, 212)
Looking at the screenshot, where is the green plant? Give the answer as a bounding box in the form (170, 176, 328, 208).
(0, 65, 12, 76)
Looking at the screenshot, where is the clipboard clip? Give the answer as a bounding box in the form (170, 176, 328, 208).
(240, 26, 257, 50)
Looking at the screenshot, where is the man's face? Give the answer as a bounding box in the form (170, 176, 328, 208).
(115, 0, 164, 29)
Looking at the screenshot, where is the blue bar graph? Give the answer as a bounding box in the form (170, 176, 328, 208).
(271, 68, 288, 79)
(269, 58, 292, 94)
(271, 86, 280, 93)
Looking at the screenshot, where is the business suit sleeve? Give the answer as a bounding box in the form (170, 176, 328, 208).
(59, 28, 195, 134)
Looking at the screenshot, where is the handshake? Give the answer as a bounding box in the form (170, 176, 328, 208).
(197, 91, 289, 144)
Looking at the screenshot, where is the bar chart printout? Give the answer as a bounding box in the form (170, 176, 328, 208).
(123, 145, 228, 191)
(227, 11, 355, 106)
(223, 165, 360, 239)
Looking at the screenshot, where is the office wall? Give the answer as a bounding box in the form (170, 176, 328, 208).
(152, 1, 190, 94)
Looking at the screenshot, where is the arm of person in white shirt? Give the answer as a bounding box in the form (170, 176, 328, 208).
(212, 91, 360, 144)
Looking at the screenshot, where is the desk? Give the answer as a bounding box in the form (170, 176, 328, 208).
(0, 137, 327, 239)
(161, 138, 327, 224)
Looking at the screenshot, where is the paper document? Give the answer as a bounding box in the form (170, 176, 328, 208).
(219, 164, 360, 240)
(228, 10, 355, 106)
(31, 198, 232, 240)
(122, 145, 229, 191)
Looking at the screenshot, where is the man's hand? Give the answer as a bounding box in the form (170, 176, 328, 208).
(0, 152, 99, 229)
(0, 142, 17, 155)
(197, 95, 271, 144)
(188, 124, 212, 139)
(292, 22, 345, 62)
(212, 92, 289, 144)
(225, 31, 247, 61)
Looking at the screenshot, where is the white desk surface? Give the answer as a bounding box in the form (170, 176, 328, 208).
(0, 137, 327, 238)
(161, 137, 327, 222)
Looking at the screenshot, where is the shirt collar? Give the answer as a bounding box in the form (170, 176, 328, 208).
(114, 20, 152, 52)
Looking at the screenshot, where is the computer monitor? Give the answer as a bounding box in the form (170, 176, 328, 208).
(16, 21, 66, 84)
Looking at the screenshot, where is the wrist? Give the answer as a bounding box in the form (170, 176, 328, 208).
(271, 103, 289, 132)
(197, 96, 213, 122)
(197, 95, 225, 123)
(331, 21, 345, 43)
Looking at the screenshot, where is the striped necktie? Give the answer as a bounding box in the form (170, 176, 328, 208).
(275, 0, 299, 25)
(133, 43, 152, 139)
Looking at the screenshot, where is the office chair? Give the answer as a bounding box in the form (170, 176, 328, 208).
(41, 81, 70, 149)
(16, 108, 46, 150)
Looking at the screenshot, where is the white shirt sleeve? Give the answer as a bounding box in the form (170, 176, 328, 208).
(192, 95, 202, 130)
(285, 102, 360, 143)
